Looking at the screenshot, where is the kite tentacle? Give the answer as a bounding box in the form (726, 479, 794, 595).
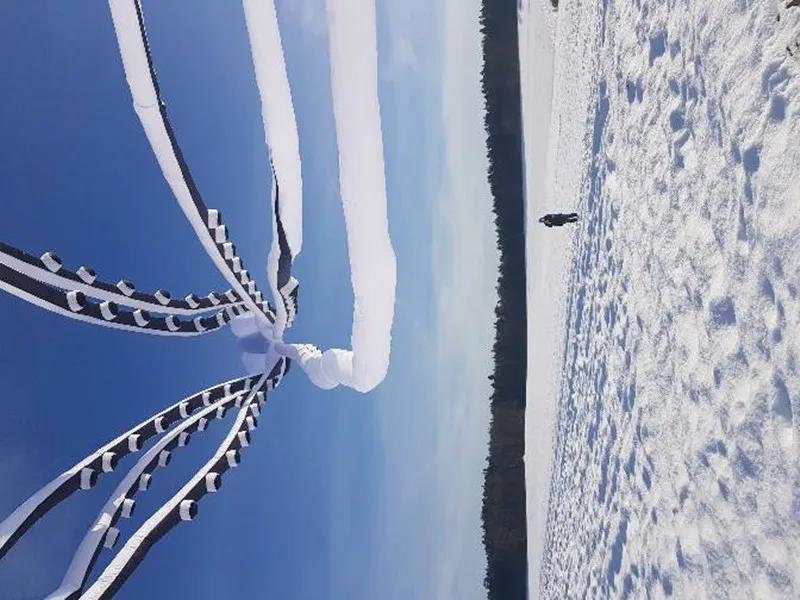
(0, 263, 233, 336)
(107, 0, 275, 328)
(241, 0, 303, 337)
(0, 241, 246, 316)
(0, 376, 255, 561)
(79, 375, 268, 600)
(46, 387, 263, 600)
(276, 0, 397, 393)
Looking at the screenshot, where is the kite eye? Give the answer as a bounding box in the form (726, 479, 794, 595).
(206, 292, 221, 306)
(138, 473, 152, 491)
(204, 472, 222, 493)
(99, 301, 119, 321)
(225, 449, 240, 468)
(128, 434, 142, 452)
(178, 402, 192, 419)
(76, 266, 96, 284)
(179, 500, 198, 521)
(206, 209, 220, 229)
(66, 290, 86, 312)
(101, 452, 118, 473)
(80, 468, 98, 490)
(214, 225, 228, 243)
(116, 280, 135, 296)
(154, 416, 168, 433)
(133, 309, 151, 327)
(120, 498, 136, 519)
(158, 450, 172, 468)
(103, 527, 120, 549)
(237, 430, 251, 448)
(40, 252, 62, 273)
(184, 293, 200, 308)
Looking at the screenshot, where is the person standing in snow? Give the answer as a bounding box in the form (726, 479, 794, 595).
(539, 213, 579, 227)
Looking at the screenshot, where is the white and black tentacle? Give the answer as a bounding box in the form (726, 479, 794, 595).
(0, 376, 256, 561)
(0, 242, 246, 316)
(79, 376, 268, 600)
(0, 263, 232, 337)
(108, 0, 276, 327)
(45, 384, 262, 600)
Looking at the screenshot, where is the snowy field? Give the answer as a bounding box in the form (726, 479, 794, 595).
(524, 0, 800, 598)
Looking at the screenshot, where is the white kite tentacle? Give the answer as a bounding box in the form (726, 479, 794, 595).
(279, 0, 397, 393)
(241, 0, 303, 339)
(0, 242, 245, 317)
(46, 388, 259, 600)
(107, 0, 275, 328)
(0, 376, 255, 561)
(80, 375, 268, 600)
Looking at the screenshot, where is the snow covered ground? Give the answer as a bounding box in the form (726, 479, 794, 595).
(524, 0, 800, 597)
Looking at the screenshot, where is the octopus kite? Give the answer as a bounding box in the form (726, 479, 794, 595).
(0, 1, 396, 598)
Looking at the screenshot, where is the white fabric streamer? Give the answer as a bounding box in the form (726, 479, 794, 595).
(278, 0, 397, 393)
(241, 0, 303, 338)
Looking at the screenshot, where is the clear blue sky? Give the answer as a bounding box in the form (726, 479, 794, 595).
(0, 1, 495, 599)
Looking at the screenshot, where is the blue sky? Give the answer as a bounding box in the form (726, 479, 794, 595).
(0, 1, 495, 599)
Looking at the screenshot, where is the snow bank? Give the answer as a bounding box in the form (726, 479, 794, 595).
(536, 0, 800, 597)
(519, 0, 592, 593)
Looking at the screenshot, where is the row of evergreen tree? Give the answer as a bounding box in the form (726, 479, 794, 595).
(478, 0, 554, 597)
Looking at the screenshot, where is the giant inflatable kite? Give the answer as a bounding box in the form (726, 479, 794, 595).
(0, 0, 396, 597)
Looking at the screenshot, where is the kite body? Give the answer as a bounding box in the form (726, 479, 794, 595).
(231, 313, 283, 377)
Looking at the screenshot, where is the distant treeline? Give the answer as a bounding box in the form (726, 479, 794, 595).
(479, 0, 529, 599)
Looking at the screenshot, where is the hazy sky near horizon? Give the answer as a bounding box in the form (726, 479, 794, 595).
(0, 1, 495, 598)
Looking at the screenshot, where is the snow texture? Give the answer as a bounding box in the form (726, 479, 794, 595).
(525, 0, 800, 597)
